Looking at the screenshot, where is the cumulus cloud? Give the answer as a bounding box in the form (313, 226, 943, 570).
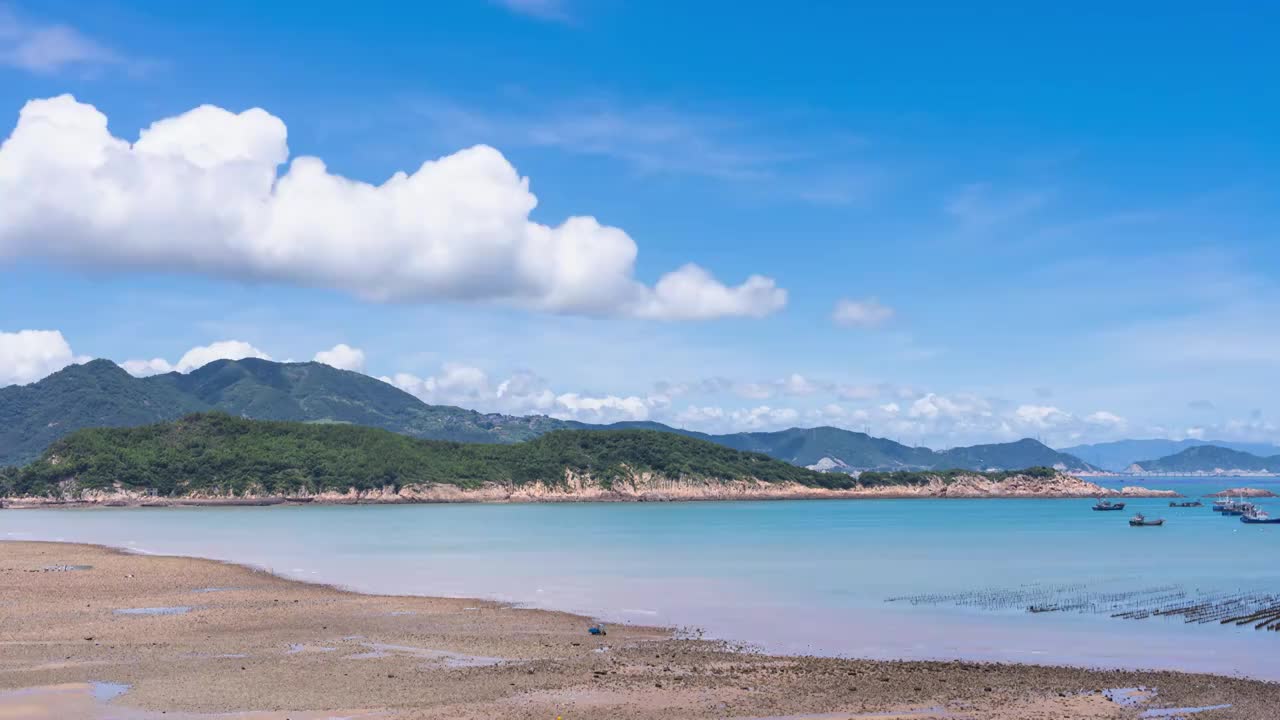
(0, 96, 785, 321)
(313, 343, 365, 372)
(832, 297, 894, 328)
(381, 364, 659, 423)
(119, 357, 174, 377)
(0, 329, 85, 386)
(122, 340, 271, 376)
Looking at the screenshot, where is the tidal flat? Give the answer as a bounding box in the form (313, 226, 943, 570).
(1, 541, 1277, 719)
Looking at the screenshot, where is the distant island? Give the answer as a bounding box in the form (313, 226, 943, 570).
(1062, 438, 1280, 472)
(1, 413, 1174, 506)
(1129, 445, 1280, 476)
(1, 358, 1100, 473)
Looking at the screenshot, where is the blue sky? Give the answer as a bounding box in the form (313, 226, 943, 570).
(1, 0, 1278, 447)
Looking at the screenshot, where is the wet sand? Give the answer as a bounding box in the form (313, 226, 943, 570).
(1, 542, 1275, 719)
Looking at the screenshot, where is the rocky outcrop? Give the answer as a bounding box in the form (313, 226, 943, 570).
(1207, 487, 1278, 498)
(1, 470, 1181, 507)
(839, 474, 1178, 499)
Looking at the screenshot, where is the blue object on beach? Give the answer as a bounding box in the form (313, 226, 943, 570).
(588, 625, 606, 636)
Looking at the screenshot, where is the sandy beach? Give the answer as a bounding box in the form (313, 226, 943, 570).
(0, 541, 1275, 719)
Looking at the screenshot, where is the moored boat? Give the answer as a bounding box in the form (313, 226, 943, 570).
(1129, 513, 1164, 527)
(1241, 509, 1280, 524)
(1222, 501, 1255, 516)
(1169, 501, 1202, 507)
(1092, 499, 1126, 511)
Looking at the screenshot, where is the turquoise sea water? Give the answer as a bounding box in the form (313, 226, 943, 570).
(3, 476, 1278, 679)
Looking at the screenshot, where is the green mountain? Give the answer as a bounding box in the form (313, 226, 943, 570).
(3, 413, 858, 498)
(701, 426, 940, 468)
(0, 359, 1097, 473)
(936, 438, 1091, 472)
(593, 424, 1091, 472)
(1132, 445, 1280, 474)
(1061, 438, 1280, 472)
(0, 358, 573, 466)
(0, 360, 207, 468)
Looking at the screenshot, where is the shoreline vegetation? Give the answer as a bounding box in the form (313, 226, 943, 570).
(3, 540, 1278, 720)
(1, 413, 1181, 507)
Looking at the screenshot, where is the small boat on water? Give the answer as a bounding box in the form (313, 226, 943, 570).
(1222, 501, 1255, 516)
(1169, 501, 1203, 507)
(1092, 499, 1126, 511)
(1129, 513, 1164, 527)
(1241, 509, 1280, 524)
(1212, 499, 1231, 512)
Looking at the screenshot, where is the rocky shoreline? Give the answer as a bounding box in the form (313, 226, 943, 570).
(1, 471, 1181, 508)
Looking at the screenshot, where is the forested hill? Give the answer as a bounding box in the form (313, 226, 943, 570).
(1132, 445, 1280, 474)
(2, 413, 860, 498)
(0, 358, 574, 466)
(2, 358, 1095, 473)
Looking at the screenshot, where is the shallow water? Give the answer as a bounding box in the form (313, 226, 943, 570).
(113, 606, 193, 616)
(5, 476, 1279, 679)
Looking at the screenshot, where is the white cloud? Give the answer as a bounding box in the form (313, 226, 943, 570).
(780, 373, 818, 396)
(120, 358, 173, 377)
(816, 403, 848, 420)
(631, 264, 786, 320)
(0, 96, 784, 321)
(176, 340, 270, 372)
(0, 8, 121, 74)
(832, 297, 894, 328)
(910, 393, 989, 420)
(381, 364, 655, 423)
(555, 393, 649, 423)
(1013, 404, 1072, 428)
(123, 340, 271, 376)
(313, 343, 365, 372)
(0, 329, 85, 386)
(1085, 410, 1126, 427)
(674, 404, 799, 432)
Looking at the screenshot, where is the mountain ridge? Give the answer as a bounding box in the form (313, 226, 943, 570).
(1061, 438, 1280, 472)
(0, 414, 1138, 504)
(1131, 445, 1280, 474)
(1, 358, 1095, 472)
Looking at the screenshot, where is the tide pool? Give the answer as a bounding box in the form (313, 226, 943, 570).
(4, 480, 1278, 679)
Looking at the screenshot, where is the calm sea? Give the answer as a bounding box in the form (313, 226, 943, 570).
(4, 476, 1278, 679)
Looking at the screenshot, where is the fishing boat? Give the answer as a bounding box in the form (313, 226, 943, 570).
(1241, 509, 1280, 524)
(1092, 499, 1126, 511)
(1212, 499, 1231, 512)
(1169, 501, 1203, 507)
(1222, 501, 1255, 516)
(1129, 513, 1164, 527)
